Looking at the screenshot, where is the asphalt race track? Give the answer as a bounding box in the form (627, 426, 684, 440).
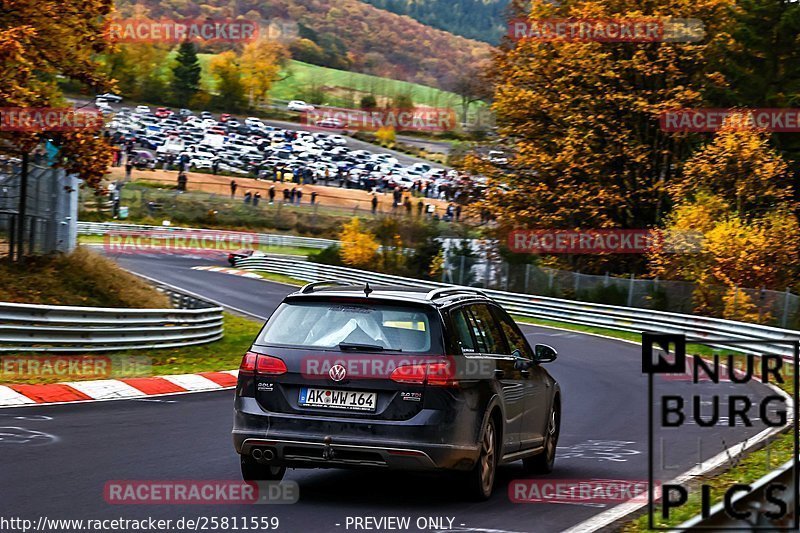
(0, 253, 779, 533)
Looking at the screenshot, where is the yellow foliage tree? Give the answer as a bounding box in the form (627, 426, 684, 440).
(672, 117, 793, 214)
(722, 287, 767, 323)
(240, 37, 289, 108)
(375, 126, 396, 148)
(340, 218, 379, 268)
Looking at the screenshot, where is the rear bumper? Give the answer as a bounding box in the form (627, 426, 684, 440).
(232, 398, 480, 471)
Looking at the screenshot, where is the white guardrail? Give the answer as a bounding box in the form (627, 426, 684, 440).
(77, 221, 338, 250)
(234, 256, 800, 360)
(0, 280, 224, 353)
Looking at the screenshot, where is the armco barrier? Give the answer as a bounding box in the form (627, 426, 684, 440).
(234, 256, 800, 360)
(0, 281, 224, 353)
(77, 221, 337, 250)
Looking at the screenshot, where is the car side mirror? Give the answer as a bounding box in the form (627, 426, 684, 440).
(534, 344, 558, 363)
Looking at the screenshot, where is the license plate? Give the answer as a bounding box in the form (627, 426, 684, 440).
(299, 388, 377, 412)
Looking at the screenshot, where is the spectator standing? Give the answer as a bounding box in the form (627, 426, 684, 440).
(296, 188, 303, 205)
(244, 191, 252, 204)
(124, 160, 133, 180)
(230, 180, 238, 198)
(282, 188, 290, 203)
(371, 194, 378, 214)
(455, 204, 462, 222)
(404, 198, 412, 216)
(416, 199, 424, 217)
(268, 186, 276, 204)
(212, 159, 219, 175)
(290, 187, 297, 204)
(177, 171, 188, 192)
(310, 191, 318, 205)
(253, 192, 261, 206)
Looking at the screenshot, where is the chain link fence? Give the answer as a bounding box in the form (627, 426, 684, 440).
(443, 254, 800, 329)
(0, 158, 79, 260)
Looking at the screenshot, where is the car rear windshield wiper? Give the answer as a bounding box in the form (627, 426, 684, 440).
(338, 343, 403, 352)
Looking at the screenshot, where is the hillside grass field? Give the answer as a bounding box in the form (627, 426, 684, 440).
(196, 55, 476, 111)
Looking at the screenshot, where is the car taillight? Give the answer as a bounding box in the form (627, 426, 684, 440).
(390, 361, 457, 387)
(239, 352, 287, 375)
(239, 351, 257, 373)
(255, 354, 288, 375)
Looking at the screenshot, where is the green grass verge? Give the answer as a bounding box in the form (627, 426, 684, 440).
(77, 234, 316, 257)
(0, 313, 262, 385)
(249, 271, 306, 286)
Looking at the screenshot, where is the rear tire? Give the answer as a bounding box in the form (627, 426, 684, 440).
(523, 400, 560, 475)
(464, 415, 497, 501)
(240, 456, 286, 481)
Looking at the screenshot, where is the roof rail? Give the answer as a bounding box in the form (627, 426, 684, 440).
(425, 287, 487, 300)
(299, 280, 362, 294)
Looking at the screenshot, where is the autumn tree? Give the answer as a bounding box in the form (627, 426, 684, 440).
(672, 117, 794, 215)
(0, 0, 115, 188)
(209, 51, 246, 112)
(477, 0, 735, 244)
(240, 37, 289, 108)
(340, 218, 379, 268)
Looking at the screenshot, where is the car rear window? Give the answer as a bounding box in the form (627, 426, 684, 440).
(257, 301, 440, 353)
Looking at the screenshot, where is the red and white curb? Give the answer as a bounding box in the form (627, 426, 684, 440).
(0, 370, 238, 408)
(192, 266, 263, 279)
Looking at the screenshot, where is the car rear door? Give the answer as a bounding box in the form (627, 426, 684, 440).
(492, 307, 550, 449)
(461, 304, 524, 454)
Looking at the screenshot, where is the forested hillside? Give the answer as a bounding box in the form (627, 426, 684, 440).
(363, 0, 510, 43)
(114, 0, 493, 88)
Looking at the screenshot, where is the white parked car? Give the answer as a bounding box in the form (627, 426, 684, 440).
(328, 135, 348, 146)
(190, 158, 214, 170)
(244, 117, 265, 128)
(287, 100, 315, 112)
(135, 105, 151, 114)
(97, 93, 123, 103)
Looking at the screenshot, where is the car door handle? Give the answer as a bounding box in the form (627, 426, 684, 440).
(494, 369, 505, 379)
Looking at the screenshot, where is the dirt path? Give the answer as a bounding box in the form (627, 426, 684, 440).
(106, 167, 451, 211)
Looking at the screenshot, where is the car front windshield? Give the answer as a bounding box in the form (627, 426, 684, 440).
(257, 301, 436, 353)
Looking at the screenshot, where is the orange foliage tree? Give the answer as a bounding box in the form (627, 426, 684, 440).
(1, 0, 115, 187)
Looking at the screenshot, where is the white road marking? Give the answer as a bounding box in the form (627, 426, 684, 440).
(67, 379, 143, 400)
(0, 386, 36, 406)
(162, 373, 222, 391)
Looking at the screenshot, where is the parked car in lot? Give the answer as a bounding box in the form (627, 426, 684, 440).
(287, 100, 315, 112)
(135, 105, 151, 115)
(96, 92, 123, 103)
(315, 118, 345, 129)
(232, 283, 561, 500)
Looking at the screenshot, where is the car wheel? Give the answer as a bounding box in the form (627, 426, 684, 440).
(523, 400, 560, 475)
(240, 456, 286, 481)
(464, 415, 497, 501)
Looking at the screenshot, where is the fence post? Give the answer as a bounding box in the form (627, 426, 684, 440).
(604, 272, 610, 287)
(548, 270, 554, 293)
(781, 288, 791, 328)
(504, 263, 509, 291)
(484, 258, 491, 289)
(574, 272, 580, 294)
(459, 255, 466, 285)
(627, 273, 635, 307)
(524, 264, 531, 293)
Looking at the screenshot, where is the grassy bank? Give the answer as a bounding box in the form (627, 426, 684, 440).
(0, 247, 169, 308)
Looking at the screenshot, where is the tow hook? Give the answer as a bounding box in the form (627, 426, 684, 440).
(322, 436, 335, 460)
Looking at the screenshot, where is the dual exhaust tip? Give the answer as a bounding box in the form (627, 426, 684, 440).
(251, 447, 276, 462)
